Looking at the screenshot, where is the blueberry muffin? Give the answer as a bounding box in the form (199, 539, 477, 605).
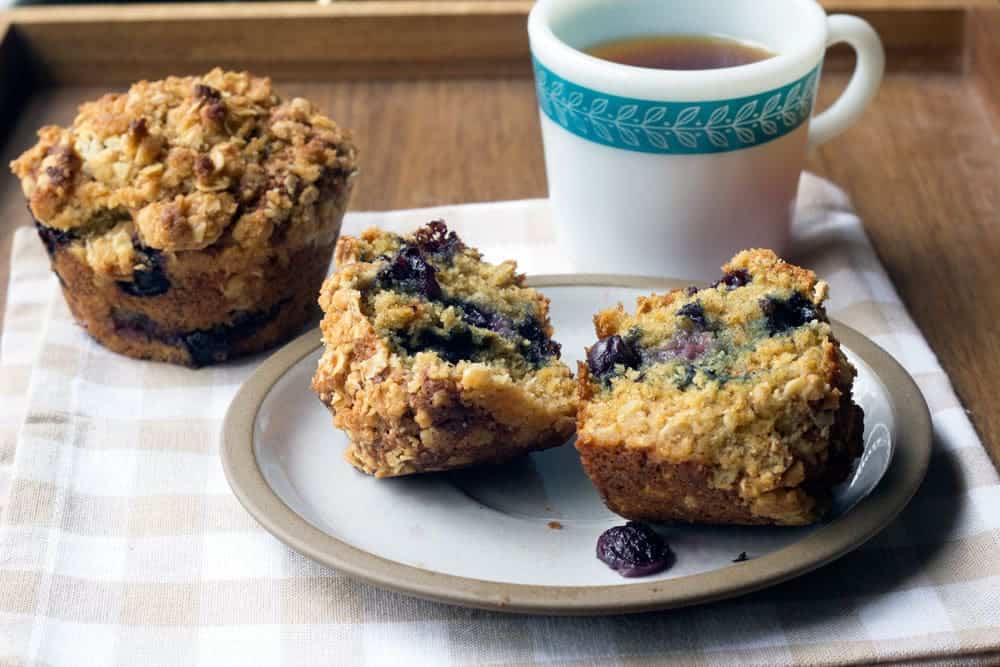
(312, 221, 577, 477)
(577, 250, 863, 526)
(9, 69, 357, 366)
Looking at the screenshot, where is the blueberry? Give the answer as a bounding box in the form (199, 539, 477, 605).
(713, 269, 751, 290)
(760, 292, 821, 334)
(227, 307, 281, 339)
(377, 245, 442, 300)
(34, 221, 76, 256)
(400, 327, 477, 365)
(181, 303, 284, 367)
(459, 302, 515, 338)
(111, 310, 159, 337)
(458, 302, 489, 329)
(587, 335, 640, 380)
(665, 330, 713, 361)
(684, 286, 700, 297)
(181, 330, 229, 367)
(113, 303, 283, 367)
(596, 522, 673, 577)
(518, 317, 561, 363)
(413, 220, 464, 259)
(120, 268, 169, 297)
(118, 246, 170, 297)
(377, 236, 560, 366)
(193, 83, 222, 100)
(643, 329, 713, 366)
(455, 301, 558, 364)
(676, 301, 708, 330)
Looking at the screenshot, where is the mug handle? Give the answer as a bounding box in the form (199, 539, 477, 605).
(808, 14, 885, 148)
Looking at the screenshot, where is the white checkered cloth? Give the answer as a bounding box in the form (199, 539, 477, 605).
(1, 174, 998, 667)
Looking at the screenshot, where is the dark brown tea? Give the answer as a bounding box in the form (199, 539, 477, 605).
(585, 34, 775, 71)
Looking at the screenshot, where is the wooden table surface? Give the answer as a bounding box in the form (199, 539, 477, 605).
(0, 11, 997, 469)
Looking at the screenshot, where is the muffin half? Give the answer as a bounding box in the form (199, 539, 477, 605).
(312, 221, 577, 477)
(10, 68, 357, 366)
(577, 249, 864, 526)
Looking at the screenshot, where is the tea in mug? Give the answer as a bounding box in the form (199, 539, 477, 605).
(585, 34, 776, 70)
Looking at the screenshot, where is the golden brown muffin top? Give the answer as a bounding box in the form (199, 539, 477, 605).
(10, 68, 357, 253)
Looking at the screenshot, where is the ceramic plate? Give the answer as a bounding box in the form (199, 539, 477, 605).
(222, 276, 931, 615)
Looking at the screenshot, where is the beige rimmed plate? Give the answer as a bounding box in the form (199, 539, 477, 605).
(221, 275, 931, 615)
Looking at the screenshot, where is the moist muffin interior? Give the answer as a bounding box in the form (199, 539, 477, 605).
(350, 221, 561, 376)
(313, 221, 577, 478)
(580, 249, 860, 517)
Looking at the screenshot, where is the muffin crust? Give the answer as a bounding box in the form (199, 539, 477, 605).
(11, 68, 358, 366)
(312, 222, 577, 477)
(577, 250, 864, 526)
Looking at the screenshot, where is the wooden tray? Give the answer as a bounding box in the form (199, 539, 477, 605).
(0, 1, 998, 470)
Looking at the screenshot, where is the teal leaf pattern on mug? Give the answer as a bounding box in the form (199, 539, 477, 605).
(533, 57, 821, 154)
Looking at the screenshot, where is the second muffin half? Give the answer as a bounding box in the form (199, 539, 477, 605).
(312, 221, 578, 477)
(576, 250, 864, 526)
(10, 68, 358, 366)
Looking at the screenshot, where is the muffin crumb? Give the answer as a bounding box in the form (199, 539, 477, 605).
(312, 221, 577, 477)
(576, 249, 863, 526)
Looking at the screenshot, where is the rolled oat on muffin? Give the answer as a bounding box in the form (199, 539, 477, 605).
(576, 249, 864, 526)
(10, 68, 358, 367)
(312, 221, 577, 477)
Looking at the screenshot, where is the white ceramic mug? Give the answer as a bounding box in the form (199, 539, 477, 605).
(528, 0, 884, 280)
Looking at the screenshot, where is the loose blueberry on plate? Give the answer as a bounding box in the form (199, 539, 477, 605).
(596, 522, 674, 578)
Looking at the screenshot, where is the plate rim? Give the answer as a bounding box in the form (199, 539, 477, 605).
(221, 274, 932, 615)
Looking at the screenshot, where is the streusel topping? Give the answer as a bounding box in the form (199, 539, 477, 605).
(11, 68, 357, 256)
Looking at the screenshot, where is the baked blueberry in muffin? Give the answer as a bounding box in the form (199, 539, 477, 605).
(312, 221, 577, 477)
(576, 249, 863, 526)
(10, 69, 357, 366)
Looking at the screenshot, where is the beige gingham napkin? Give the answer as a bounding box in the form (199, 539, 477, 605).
(2, 174, 999, 667)
(0, 232, 51, 525)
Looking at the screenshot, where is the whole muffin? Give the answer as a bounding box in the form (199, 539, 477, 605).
(9, 69, 358, 366)
(577, 249, 864, 526)
(312, 221, 577, 477)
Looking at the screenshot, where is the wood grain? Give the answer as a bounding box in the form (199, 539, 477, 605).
(823, 9, 967, 71)
(809, 71, 1000, 470)
(0, 5, 997, 470)
(1, 2, 973, 84)
(963, 8, 1000, 470)
(970, 9, 1000, 132)
(817, 0, 995, 6)
(7, 2, 535, 84)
